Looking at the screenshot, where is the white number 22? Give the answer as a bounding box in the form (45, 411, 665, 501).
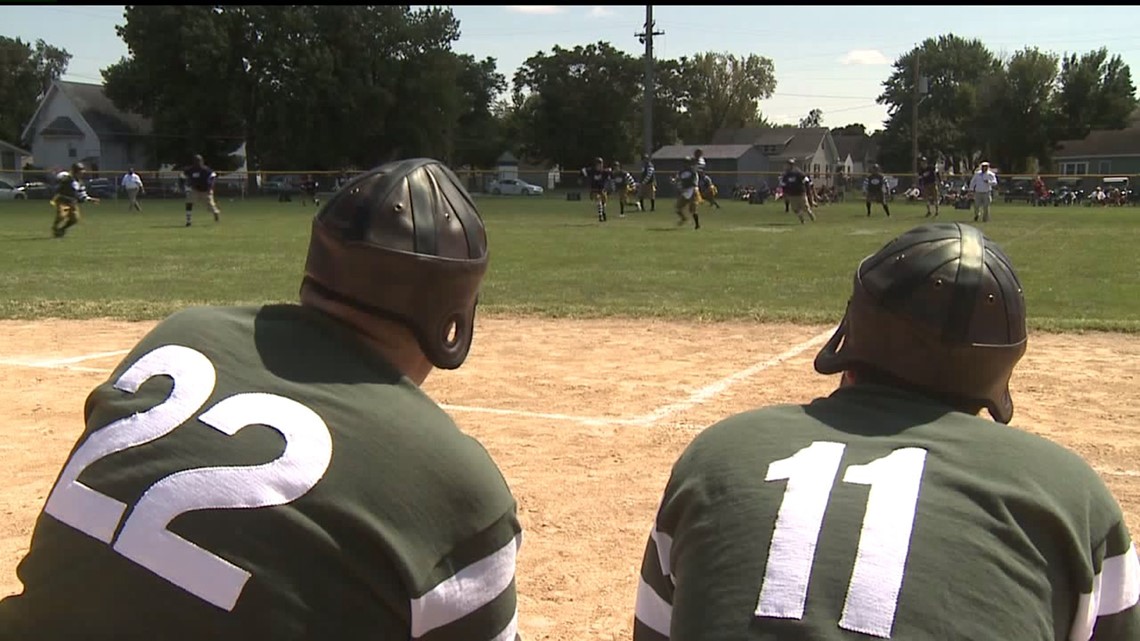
(43, 344, 334, 612)
(755, 441, 928, 638)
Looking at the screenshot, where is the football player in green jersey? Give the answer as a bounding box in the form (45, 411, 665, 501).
(0, 158, 523, 641)
(634, 222, 1139, 641)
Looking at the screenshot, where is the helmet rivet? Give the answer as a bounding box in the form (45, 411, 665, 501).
(394, 203, 404, 212)
(896, 253, 906, 261)
(933, 278, 943, 288)
(986, 293, 996, 304)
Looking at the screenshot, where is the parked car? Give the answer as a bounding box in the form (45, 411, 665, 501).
(262, 177, 296, 195)
(15, 181, 52, 200)
(488, 177, 544, 196)
(85, 178, 115, 198)
(0, 179, 22, 200)
(1002, 176, 1036, 203)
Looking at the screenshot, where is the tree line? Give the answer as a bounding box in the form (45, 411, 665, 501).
(1, 9, 1136, 177)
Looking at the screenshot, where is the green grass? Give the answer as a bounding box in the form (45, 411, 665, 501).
(1, 194, 1137, 332)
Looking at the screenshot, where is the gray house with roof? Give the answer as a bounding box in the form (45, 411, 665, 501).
(650, 144, 767, 196)
(710, 126, 841, 186)
(21, 80, 155, 176)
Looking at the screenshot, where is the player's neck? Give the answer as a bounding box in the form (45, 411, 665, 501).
(299, 287, 434, 385)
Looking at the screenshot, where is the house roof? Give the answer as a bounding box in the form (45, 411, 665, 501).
(40, 116, 84, 137)
(707, 126, 830, 162)
(57, 81, 152, 137)
(652, 144, 754, 161)
(496, 150, 519, 165)
(1055, 127, 1140, 159)
(832, 134, 872, 162)
(0, 140, 31, 155)
(22, 80, 153, 142)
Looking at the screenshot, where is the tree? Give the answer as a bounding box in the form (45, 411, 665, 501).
(512, 42, 643, 166)
(103, 6, 251, 171)
(0, 37, 71, 145)
(105, 5, 470, 175)
(798, 108, 823, 128)
(678, 52, 776, 143)
(974, 47, 1059, 172)
(831, 123, 867, 136)
(877, 34, 1000, 172)
(1054, 48, 1139, 141)
(452, 55, 507, 168)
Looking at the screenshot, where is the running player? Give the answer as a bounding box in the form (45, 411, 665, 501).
(638, 154, 657, 212)
(581, 157, 613, 222)
(864, 163, 891, 218)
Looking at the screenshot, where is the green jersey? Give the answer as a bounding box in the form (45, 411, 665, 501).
(635, 384, 1140, 641)
(0, 305, 522, 641)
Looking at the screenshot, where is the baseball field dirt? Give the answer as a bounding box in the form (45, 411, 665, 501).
(1, 317, 1137, 640)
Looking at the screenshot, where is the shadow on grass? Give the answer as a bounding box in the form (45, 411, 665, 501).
(1, 236, 56, 242)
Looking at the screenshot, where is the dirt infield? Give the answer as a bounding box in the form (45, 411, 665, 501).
(1, 318, 1138, 639)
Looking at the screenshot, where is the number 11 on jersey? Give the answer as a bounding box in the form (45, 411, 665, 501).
(755, 442, 929, 639)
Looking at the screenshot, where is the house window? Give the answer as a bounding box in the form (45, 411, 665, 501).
(1060, 162, 1088, 175)
(1098, 160, 1111, 174)
(0, 151, 14, 171)
(68, 146, 77, 158)
(813, 163, 821, 176)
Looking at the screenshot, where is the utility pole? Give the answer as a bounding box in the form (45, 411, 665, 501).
(912, 51, 920, 179)
(637, 5, 664, 160)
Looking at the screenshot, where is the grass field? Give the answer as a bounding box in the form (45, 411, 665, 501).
(0, 193, 1137, 331)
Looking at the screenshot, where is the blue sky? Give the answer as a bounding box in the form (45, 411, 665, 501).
(5, 5, 1140, 132)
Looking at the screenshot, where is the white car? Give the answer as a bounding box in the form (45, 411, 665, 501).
(0, 179, 25, 200)
(488, 178, 544, 196)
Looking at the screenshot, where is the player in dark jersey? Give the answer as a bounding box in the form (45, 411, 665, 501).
(638, 154, 657, 212)
(779, 159, 815, 223)
(0, 159, 523, 641)
(611, 161, 641, 217)
(863, 163, 891, 218)
(918, 156, 941, 218)
(581, 157, 614, 222)
(634, 222, 1140, 641)
(671, 156, 700, 230)
(49, 162, 100, 238)
(699, 172, 721, 209)
(299, 174, 320, 207)
(183, 154, 221, 227)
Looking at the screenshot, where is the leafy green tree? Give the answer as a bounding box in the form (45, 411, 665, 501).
(678, 52, 776, 142)
(512, 42, 643, 166)
(0, 36, 71, 145)
(1054, 48, 1138, 141)
(877, 34, 1000, 172)
(798, 108, 823, 128)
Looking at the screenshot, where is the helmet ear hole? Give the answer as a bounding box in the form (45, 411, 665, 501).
(443, 316, 460, 348)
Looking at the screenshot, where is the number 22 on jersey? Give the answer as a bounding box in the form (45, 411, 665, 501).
(42, 344, 334, 612)
(755, 441, 928, 639)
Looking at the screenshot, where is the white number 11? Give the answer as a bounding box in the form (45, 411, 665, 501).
(755, 442, 928, 639)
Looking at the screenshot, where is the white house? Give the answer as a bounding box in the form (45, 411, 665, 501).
(21, 80, 154, 176)
(0, 140, 32, 185)
(709, 126, 842, 187)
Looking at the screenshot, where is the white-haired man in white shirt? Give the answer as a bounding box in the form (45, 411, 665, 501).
(968, 161, 999, 222)
(120, 168, 145, 212)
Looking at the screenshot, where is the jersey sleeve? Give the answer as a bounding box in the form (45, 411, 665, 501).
(409, 510, 522, 641)
(1074, 521, 1140, 641)
(633, 522, 675, 641)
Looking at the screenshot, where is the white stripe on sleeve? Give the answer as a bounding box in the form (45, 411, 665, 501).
(635, 576, 673, 637)
(410, 534, 521, 638)
(1068, 543, 1140, 641)
(651, 528, 674, 580)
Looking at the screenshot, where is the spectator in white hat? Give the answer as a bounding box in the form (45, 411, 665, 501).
(968, 161, 999, 222)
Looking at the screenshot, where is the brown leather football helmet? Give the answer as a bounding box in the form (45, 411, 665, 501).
(815, 223, 1027, 423)
(302, 158, 489, 369)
